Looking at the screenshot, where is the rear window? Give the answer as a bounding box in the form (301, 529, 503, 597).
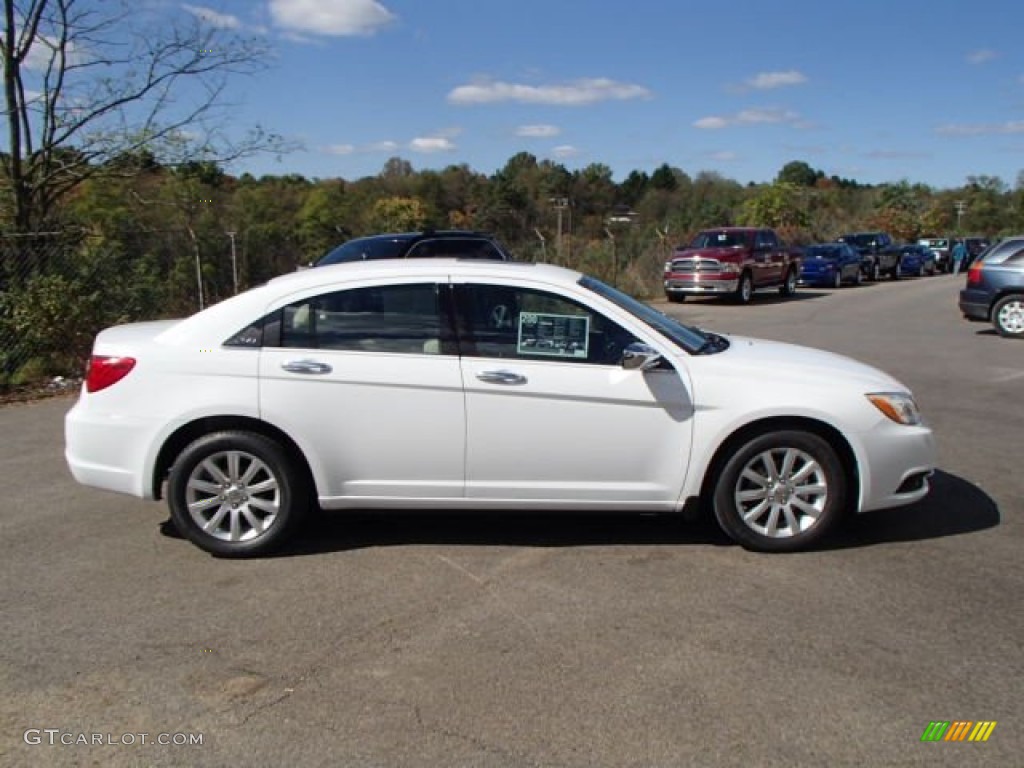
(316, 237, 410, 266)
(976, 238, 1024, 265)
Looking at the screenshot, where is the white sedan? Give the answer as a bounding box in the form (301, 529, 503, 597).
(65, 260, 935, 556)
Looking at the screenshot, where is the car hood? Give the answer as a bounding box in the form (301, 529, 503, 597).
(673, 247, 744, 261)
(707, 335, 907, 392)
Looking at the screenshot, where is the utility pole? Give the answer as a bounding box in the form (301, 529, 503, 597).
(954, 200, 967, 233)
(605, 227, 617, 285)
(533, 228, 547, 263)
(550, 197, 569, 264)
(226, 231, 238, 295)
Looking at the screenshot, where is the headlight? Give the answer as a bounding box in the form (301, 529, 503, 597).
(720, 262, 740, 274)
(664, 261, 674, 272)
(867, 392, 922, 425)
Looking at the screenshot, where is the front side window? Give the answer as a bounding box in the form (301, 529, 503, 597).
(280, 283, 448, 355)
(454, 284, 639, 365)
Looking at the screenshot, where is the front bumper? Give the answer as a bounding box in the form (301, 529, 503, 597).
(664, 275, 739, 296)
(857, 423, 936, 513)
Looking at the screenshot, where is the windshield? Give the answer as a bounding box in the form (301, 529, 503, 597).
(579, 275, 711, 354)
(689, 230, 750, 249)
(838, 234, 875, 248)
(316, 236, 410, 266)
(805, 245, 843, 259)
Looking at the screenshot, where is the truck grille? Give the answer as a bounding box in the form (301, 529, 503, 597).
(669, 257, 722, 273)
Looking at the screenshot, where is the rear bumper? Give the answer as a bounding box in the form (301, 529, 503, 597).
(958, 289, 990, 321)
(65, 397, 156, 499)
(664, 276, 739, 296)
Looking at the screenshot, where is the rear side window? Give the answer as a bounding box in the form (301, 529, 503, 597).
(279, 283, 450, 355)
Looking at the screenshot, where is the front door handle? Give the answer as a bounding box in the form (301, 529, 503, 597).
(281, 359, 332, 375)
(476, 370, 527, 385)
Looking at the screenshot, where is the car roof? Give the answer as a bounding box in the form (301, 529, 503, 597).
(270, 258, 569, 292)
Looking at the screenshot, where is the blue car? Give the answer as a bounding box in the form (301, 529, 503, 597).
(798, 243, 863, 288)
(896, 245, 938, 277)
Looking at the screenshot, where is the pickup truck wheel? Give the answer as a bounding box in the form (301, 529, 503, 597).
(870, 262, 880, 281)
(892, 263, 901, 280)
(712, 430, 846, 553)
(168, 431, 308, 557)
(853, 269, 863, 286)
(992, 295, 1024, 338)
(735, 273, 754, 304)
(832, 270, 842, 289)
(779, 268, 797, 297)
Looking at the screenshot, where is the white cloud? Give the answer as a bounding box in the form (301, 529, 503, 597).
(966, 49, 996, 64)
(409, 136, 456, 153)
(745, 70, 807, 90)
(269, 0, 395, 37)
(366, 140, 399, 152)
(936, 121, 1024, 136)
(694, 108, 802, 129)
(517, 124, 561, 138)
(551, 145, 580, 159)
(324, 144, 355, 155)
(182, 4, 242, 29)
(448, 78, 651, 106)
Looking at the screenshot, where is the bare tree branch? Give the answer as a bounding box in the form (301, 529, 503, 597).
(2, 0, 292, 232)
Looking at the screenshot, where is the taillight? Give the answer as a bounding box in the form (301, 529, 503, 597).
(85, 356, 136, 393)
(966, 264, 983, 286)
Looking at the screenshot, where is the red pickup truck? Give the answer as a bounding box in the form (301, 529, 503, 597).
(663, 227, 802, 304)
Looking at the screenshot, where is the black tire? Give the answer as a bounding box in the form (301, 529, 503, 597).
(168, 431, 308, 557)
(870, 261, 881, 281)
(779, 268, 798, 297)
(992, 294, 1024, 339)
(853, 269, 863, 286)
(667, 293, 686, 304)
(712, 430, 847, 553)
(891, 263, 901, 280)
(917, 264, 925, 277)
(832, 270, 842, 289)
(735, 272, 754, 304)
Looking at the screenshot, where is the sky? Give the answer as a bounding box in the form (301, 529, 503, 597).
(53, 1, 1024, 188)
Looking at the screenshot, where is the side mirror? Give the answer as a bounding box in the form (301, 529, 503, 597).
(621, 342, 663, 371)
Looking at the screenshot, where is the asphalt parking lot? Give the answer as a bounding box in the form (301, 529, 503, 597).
(1, 274, 1020, 767)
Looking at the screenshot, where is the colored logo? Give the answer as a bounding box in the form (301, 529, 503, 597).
(921, 721, 996, 742)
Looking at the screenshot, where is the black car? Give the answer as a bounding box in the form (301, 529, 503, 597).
(835, 232, 900, 280)
(958, 236, 1024, 338)
(315, 230, 514, 267)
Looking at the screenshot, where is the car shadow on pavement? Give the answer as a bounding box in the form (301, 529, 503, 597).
(159, 470, 997, 557)
(273, 510, 733, 557)
(820, 469, 999, 550)
(680, 290, 831, 307)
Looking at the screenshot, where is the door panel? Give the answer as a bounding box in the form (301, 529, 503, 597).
(258, 281, 465, 503)
(454, 281, 694, 506)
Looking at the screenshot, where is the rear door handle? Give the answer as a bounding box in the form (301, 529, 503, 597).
(476, 370, 527, 385)
(281, 359, 332, 375)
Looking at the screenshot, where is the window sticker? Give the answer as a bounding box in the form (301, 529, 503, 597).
(517, 312, 589, 358)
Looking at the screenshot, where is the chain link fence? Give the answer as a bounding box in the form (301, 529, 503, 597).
(0, 231, 185, 395)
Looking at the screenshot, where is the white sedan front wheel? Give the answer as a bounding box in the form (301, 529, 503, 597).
(713, 430, 847, 552)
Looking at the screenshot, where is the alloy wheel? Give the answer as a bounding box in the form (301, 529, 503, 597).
(185, 450, 281, 543)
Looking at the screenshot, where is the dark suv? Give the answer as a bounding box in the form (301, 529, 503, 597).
(835, 232, 900, 280)
(959, 236, 1024, 338)
(315, 230, 513, 267)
